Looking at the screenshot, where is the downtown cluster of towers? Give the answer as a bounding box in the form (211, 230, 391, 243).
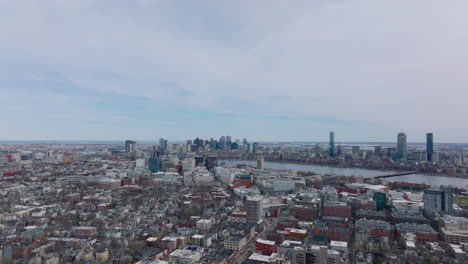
(328, 131, 435, 161)
(396, 132, 434, 161)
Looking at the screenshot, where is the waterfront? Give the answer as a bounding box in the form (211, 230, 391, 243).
(220, 159, 468, 187)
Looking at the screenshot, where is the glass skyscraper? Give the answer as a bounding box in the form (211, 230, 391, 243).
(329, 131, 335, 157)
(427, 133, 434, 162)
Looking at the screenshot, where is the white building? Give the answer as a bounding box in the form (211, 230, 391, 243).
(224, 235, 247, 251)
(135, 158, 146, 168)
(441, 215, 468, 244)
(196, 219, 214, 230)
(192, 167, 214, 183)
(273, 178, 295, 192)
(168, 249, 201, 264)
(182, 158, 195, 172)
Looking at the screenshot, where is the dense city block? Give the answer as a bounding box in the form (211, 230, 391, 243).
(1, 136, 468, 264)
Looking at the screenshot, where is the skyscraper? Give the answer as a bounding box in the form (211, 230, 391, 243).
(329, 131, 335, 158)
(253, 142, 259, 153)
(219, 136, 226, 150)
(396, 132, 407, 160)
(427, 133, 434, 162)
(148, 145, 162, 173)
(125, 140, 136, 153)
(441, 185, 454, 215)
(159, 137, 168, 154)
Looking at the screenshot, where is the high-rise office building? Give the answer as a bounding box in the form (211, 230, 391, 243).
(423, 186, 454, 216)
(396, 132, 407, 160)
(209, 138, 216, 149)
(337, 145, 342, 156)
(441, 186, 454, 215)
(226, 136, 232, 150)
(253, 142, 259, 153)
(427, 133, 434, 162)
(245, 196, 263, 224)
(125, 140, 136, 153)
(148, 157, 162, 173)
(148, 146, 162, 173)
(159, 138, 168, 154)
(125, 140, 137, 159)
(219, 136, 226, 150)
(329, 132, 335, 158)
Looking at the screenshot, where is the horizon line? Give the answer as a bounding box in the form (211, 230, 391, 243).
(1, 140, 467, 145)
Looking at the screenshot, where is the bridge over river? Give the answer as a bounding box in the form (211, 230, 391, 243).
(372, 171, 416, 179)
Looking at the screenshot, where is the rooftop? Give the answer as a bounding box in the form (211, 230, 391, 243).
(256, 238, 275, 245)
(330, 241, 348, 247)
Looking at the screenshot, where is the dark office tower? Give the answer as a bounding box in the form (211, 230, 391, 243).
(148, 146, 161, 173)
(159, 137, 168, 155)
(194, 156, 204, 166)
(441, 185, 454, 215)
(230, 142, 238, 150)
(148, 157, 162, 173)
(337, 145, 342, 156)
(226, 136, 232, 150)
(243, 138, 248, 147)
(125, 140, 136, 152)
(253, 142, 259, 153)
(329, 132, 335, 158)
(396, 132, 407, 160)
(205, 155, 218, 170)
(219, 136, 226, 150)
(427, 133, 434, 162)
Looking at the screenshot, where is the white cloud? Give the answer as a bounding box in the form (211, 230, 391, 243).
(0, 0, 467, 141)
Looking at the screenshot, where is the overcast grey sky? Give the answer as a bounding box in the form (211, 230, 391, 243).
(1, 0, 467, 142)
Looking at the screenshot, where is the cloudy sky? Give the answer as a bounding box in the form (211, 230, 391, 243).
(1, 0, 467, 142)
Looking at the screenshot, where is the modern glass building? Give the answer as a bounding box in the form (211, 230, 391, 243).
(427, 133, 434, 162)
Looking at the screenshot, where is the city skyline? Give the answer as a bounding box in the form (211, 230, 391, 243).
(0, 131, 453, 145)
(3, 1, 468, 263)
(2, 1, 468, 142)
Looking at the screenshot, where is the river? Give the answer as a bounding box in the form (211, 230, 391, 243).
(220, 159, 468, 187)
